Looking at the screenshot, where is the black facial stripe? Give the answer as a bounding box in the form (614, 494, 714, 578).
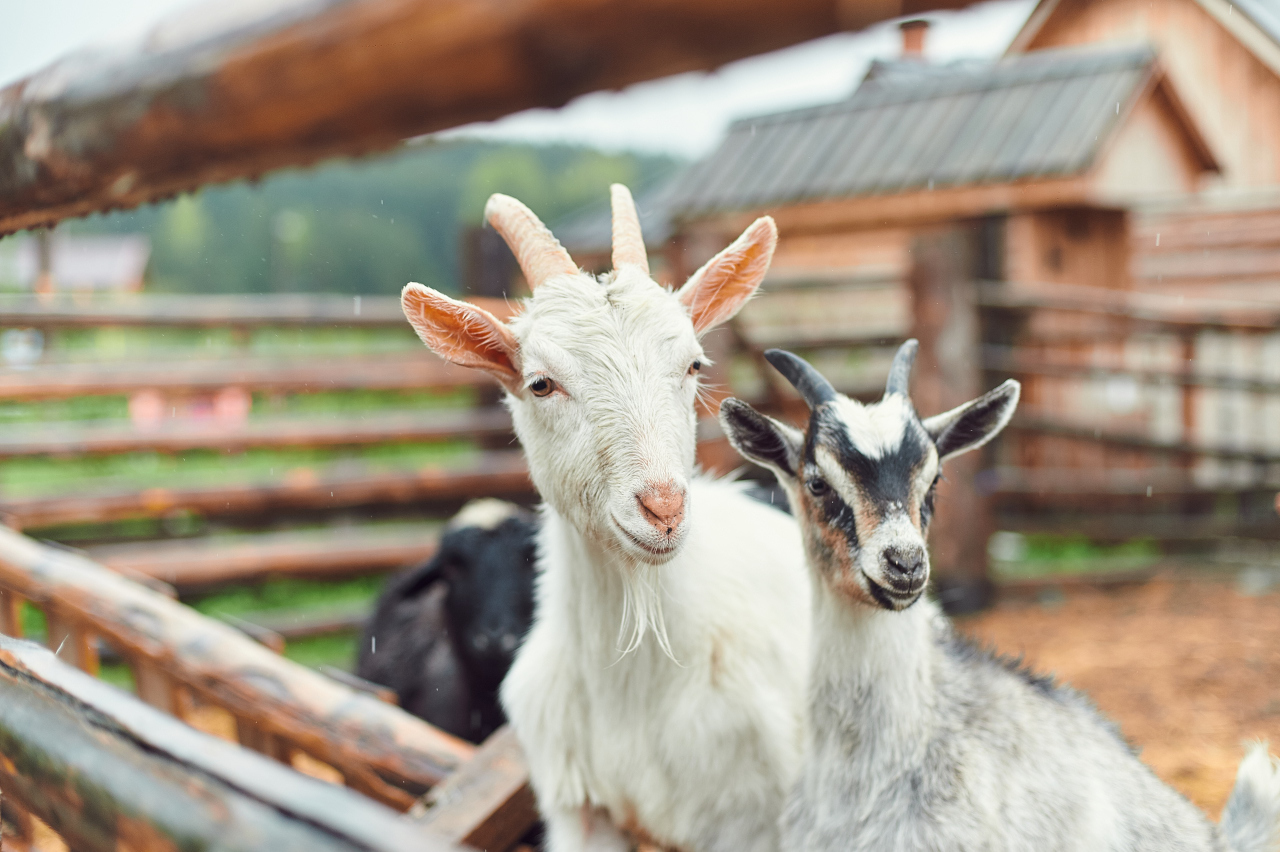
(821, 491, 859, 550)
(811, 408, 931, 517)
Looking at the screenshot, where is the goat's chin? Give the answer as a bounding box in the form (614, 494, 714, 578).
(860, 570, 925, 612)
(609, 516, 684, 565)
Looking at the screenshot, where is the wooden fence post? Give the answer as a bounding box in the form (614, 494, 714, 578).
(909, 224, 995, 613)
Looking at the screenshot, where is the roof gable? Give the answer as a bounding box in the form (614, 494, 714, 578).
(671, 45, 1210, 219)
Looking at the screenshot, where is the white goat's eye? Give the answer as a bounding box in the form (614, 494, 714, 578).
(806, 478, 829, 497)
(529, 376, 557, 397)
(688, 359, 702, 376)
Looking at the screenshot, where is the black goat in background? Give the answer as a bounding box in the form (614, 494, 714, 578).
(357, 500, 536, 743)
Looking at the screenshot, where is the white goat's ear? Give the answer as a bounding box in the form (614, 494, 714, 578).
(677, 217, 777, 334)
(922, 379, 1021, 463)
(719, 398, 803, 482)
(401, 283, 521, 392)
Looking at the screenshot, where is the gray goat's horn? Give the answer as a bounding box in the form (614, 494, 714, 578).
(885, 339, 919, 397)
(765, 349, 836, 410)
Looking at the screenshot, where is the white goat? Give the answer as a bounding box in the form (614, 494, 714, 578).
(401, 186, 809, 852)
(719, 343, 1280, 852)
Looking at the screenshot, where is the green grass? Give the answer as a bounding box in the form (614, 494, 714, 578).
(283, 632, 362, 671)
(189, 575, 387, 619)
(990, 532, 1161, 579)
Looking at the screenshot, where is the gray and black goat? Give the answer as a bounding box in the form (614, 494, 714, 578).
(356, 499, 536, 743)
(719, 342, 1280, 852)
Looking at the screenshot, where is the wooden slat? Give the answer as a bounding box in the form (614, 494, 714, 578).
(979, 281, 1280, 332)
(0, 526, 476, 804)
(0, 450, 532, 529)
(0, 406, 513, 459)
(0, 588, 24, 638)
(0, 0, 968, 235)
(88, 524, 441, 591)
(44, 609, 99, 676)
(0, 635, 452, 852)
(0, 352, 484, 401)
(1011, 414, 1280, 463)
(0, 294, 515, 329)
(985, 345, 1280, 394)
(995, 512, 1280, 541)
(416, 725, 537, 851)
(247, 603, 371, 642)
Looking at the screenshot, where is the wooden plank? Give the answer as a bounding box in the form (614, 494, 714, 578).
(984, 346, 1280, 393)
(0, 588, 24, 638)
(0, 0, 969, 235)
(994, 512, 1280, 541)
(131, 658, 179, 715)
(1011, 415, 1280, 463)
(0, 450, 532, 529)
(0, 406, 513, 459)
(0, 352, 485, 401)
(415, 726, 537, 851)
(43, 609, 99, 676)
(0, 294, 514, 329)
(0, 635, 454, 852)
(979, 281, 1280, 332)
(248, 603, 371, 642)
(0, 526, 476, 805)
(88, 523, 440, 591)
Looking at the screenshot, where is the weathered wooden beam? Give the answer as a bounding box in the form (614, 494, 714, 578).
(0, 406, 512, 459)
(0, 635, 454, 852)
(0, 526, 475, 805)
(1, 450, 532, 530)
(984, 345, 1280, 394)
(0, 0, 972, 235)
(1011, 415, 1280, 464)
(0, 294, 513, 329)
(88, 523, 440, 590)
(0, 352, 483, 401)
(416, 725, 538, 851)
(979, 281, 1280, 332)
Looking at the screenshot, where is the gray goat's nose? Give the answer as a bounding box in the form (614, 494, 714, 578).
(884, 545, 927, 586)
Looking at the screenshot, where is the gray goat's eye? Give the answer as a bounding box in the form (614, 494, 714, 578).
(806, 478, 829, 497)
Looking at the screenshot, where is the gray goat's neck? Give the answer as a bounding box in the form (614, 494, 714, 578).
(808, 584, 939, 770)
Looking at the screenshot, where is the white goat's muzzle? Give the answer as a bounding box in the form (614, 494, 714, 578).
(610, 479, 689, 564)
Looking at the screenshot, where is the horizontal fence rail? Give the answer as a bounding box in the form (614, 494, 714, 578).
(0, 293, 512, 328)
(0, 0, 966, 235)
(0, 635, 454, 852)
(0, 450, 533, 530)
(0, 526, 475, 809)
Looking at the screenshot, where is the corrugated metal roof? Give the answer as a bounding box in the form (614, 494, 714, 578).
(671, 44, 1158, 218)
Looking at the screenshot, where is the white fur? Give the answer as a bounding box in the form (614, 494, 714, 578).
(449, 498, 522, 531)
(505, 480, 808, 852)
(829, 395, 913, 460)
(495, 267, 812, 850)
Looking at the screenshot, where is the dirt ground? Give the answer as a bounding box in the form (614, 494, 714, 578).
(958, 575, 1280, 818)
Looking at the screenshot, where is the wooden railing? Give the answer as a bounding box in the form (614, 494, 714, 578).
(0, 634, 454, 852)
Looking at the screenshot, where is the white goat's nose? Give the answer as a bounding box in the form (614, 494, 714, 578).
(637, 482, 686, 536)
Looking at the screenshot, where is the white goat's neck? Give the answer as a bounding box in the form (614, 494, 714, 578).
(537, 504, 685, 666)
(808, 583, 937, 772)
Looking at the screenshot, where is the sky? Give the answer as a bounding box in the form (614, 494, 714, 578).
(0, 0, 1034, 159)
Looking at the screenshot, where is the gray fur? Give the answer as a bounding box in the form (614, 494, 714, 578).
(719, 351, 1280, 852)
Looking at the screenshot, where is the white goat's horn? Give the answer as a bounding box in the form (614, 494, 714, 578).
(484, 194, 578, 290)
(610, 184, 649, 275)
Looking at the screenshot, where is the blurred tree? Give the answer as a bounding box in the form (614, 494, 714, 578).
(51, 140, 679, 296)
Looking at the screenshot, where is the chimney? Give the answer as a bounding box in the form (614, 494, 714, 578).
(899, 19, 928, 59)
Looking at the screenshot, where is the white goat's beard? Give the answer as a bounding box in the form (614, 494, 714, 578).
(616, 563, 677, 662)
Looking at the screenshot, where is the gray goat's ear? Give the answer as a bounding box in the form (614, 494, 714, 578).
(922, 379, 1021, 463)
(718, 398, 804, 482)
